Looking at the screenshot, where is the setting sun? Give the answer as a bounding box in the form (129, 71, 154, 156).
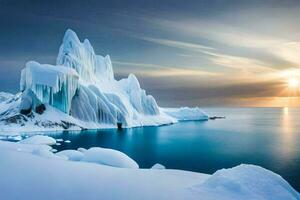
(288, 78, 299, 88)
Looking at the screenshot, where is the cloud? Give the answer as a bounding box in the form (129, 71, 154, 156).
(138, 75, 287, 107)
(143, 6, 300, 72)
(113, 61, 219, 77)
(200, 50, 276, 74)
(140, 36, 215, 51)
(138, 35, 276, 76)
(271, 42, 300, 65)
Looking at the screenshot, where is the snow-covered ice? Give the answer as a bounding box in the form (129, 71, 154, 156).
(0, 92, 13, 103)
(56, 150, 84, 161)
(50, 148, 58, 153)
(192, 164, 300, 200)
(77, 147, 87, 153)
(0, 138, 298, 200)
(151, 163, 166, 170)
(82, 147, 139, 169)
(32, 148, 67, 160)
(56, 147, 138, 167)
(18, 135, 56, 145)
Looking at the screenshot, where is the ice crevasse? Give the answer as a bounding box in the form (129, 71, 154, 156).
(19, 29, 208, 128)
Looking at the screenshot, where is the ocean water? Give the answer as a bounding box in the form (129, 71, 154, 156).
(17, 108, 300, 190)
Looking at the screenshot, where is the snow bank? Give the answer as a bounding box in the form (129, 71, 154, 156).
(0, 140, 51, 153)
(0, 140, 298, 200)
(56, 147, 138, 168)
(82, 147, 139, 169)
(0, 140, 208, 200)
(18, 135, 56, 145)
(56, 150, 84, 161)
(32, 148, 67, 160)
(192, 164, 300, 200)
(77, 147, 87, 153)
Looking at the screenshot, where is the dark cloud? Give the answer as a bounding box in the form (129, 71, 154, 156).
(130, 75, 284, 106)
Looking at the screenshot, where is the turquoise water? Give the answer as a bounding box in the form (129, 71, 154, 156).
(21, 108, 300, 190)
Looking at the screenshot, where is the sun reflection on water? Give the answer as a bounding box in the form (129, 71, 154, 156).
(280, 107, 295, 158)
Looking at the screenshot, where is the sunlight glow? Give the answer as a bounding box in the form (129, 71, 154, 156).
(288, 78, 299, 88)
(283, 107, 289, 115)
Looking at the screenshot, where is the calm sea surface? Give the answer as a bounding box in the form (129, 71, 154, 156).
(7, 108, 300, 190)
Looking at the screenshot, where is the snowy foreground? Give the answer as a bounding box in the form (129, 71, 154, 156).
(0, 135, 299, 200)
(0, 29, 207, 133)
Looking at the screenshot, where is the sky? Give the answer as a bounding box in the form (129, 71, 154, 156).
(1, 0, 300, 107)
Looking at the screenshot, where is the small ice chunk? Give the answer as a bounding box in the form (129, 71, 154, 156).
(151, 163, 166, 170)
(55, 143, 61, 146)
(51, 149, 58, 153)
(19, 135, 56, 145)
(82, 147, 139, 169)
(64, 140, 71, 143)
(56, 150, 84, 161)
(56, 138, 63, 142)
(8, 135, 22, 141)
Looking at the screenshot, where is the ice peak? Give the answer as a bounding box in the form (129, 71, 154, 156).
(127, 73, 140, 89)
(105, 55, 111, 60)
(83, 39, 94, 53)
(57, 29, 115, 82)
(63, 29, 80, 44)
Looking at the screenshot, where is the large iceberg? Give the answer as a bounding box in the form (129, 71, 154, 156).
(0, 29, 208, 131)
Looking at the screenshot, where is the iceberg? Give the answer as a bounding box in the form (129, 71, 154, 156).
(161, 107, 208, 121)
(0, 29, 208, 132)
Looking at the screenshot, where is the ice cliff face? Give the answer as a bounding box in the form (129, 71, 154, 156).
(0, 29, 208, 131)
(20, 61, 79, 114)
